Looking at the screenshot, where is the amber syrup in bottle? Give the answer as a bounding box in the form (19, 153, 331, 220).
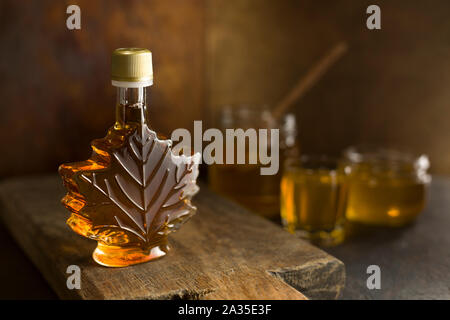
(59, 48, 200, 267)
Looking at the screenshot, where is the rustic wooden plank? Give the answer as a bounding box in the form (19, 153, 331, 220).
(0, 175, 344, 300)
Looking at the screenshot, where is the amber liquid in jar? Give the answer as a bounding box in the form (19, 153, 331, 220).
(208, 107, 297, 220)
(280, 156, 347, 246)
(342, 147, 430, 227)
(209, 161, 283, 219)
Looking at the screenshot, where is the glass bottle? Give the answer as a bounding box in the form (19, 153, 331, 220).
(59, 48, 200, 267)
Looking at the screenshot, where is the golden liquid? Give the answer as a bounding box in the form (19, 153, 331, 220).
(59, 120, 198, 267)
(280, 169, 347, 244)
(345, 163, 426, 226)
(207, 105, 297, 220)
(209, 163, 281, 219)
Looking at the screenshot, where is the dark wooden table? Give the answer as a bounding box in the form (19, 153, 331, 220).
(0, 176, 449, 299)
(0, 176, 344, 300)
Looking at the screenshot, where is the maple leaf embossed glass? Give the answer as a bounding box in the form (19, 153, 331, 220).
(59, 48, 200, 267)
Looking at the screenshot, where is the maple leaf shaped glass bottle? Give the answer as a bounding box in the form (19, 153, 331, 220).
(59, 48, 200, 267)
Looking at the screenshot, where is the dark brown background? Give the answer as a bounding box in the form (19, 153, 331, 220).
(1, 0, 450, 177)
(0, 0, 205, 177)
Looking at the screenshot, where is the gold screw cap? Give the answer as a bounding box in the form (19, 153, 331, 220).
(111, 48, 153, 87)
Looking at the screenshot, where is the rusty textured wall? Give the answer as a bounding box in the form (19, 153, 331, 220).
(207, 0, 450, 175)
(0, 0, 205, 178)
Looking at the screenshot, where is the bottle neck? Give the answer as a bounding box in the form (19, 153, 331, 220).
(115, 87, 149, 129)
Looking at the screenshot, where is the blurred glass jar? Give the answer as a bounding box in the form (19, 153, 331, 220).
(208, 105, 298, 220)
(281, 155, 347, 246)
(341, 146, 431, 227)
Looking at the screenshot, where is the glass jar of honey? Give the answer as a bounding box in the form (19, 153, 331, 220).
(281, 155, 348, 246)
(208, 105, 298, 220)
(341, 146, 431, 227)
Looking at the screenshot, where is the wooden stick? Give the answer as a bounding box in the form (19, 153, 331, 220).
(272, 42, 348, 120)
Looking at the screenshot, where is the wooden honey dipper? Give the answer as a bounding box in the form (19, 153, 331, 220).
(272, 42, 348, 121)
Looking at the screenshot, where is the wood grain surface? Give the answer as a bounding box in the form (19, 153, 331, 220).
(0, 176, 344, 300)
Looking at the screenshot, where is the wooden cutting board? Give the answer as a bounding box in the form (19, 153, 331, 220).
(0, 175, 344, 300)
